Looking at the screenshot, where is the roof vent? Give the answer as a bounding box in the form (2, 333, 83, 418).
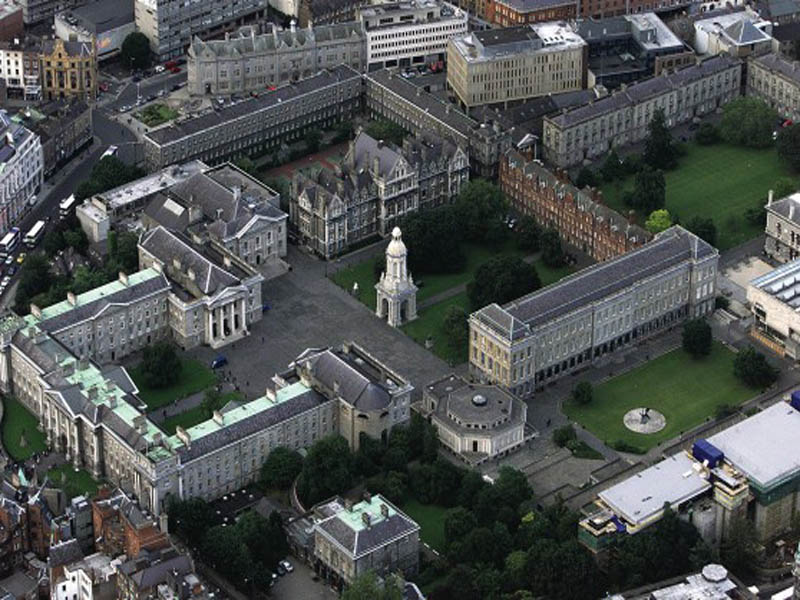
(472, 394, 487, 406)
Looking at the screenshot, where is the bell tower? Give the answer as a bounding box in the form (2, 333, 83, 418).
(375, 227, 418, 327)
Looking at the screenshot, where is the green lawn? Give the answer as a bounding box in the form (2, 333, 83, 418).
(564, 343, 755, 453)
(2, 396, 47, 461)
(159, 391, 245, 435)
(400, 499, 447, 552)
(402, 292, 471, 365)
(130, 358, 218, 410)
(137, 103, 179, 127)
(600, 143, 791, 250)
(47, 464, 100, 499)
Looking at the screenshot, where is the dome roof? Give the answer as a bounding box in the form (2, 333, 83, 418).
(386, 227, 407, 257)
(354, 382, 392, 411)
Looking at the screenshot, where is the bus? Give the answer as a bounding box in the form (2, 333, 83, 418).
(59, 194, 77, 220)
(0, 228, 21, 258)
(23, 220, 45, 248)
(100, 145, 118, 160)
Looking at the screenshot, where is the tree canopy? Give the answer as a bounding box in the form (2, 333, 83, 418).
(364, 120, 406, 146)
(645, 209, 672, 234)
(467, 255, 541, 310)
(442, 304, 469, 351)
(682, 319, 712, 358)
(733, 346, 778, 388)
(540, 228, 566, 268)
(297, 435, 354, 506)
(14, 253, 53, 314)
(625, 165, 665, 214)
(454, 179, 507, 243)
(342, 572, 403, 600)
(685, 216, 717, 247)
(600, 148, 625, 182)
(643, 109, 678, 170)
(260, 446, 304, 490)
(401, 206, 464, 275)
(75, 156, 145, 201)
(515, 215, 541, 253)
(120, 32, 151, 70)
(575, 167, 597, 189)
(138, 341, 182, 388)
(777, 125, 800, 171)
(572, 381, 593, 405)
(719, 98, 777, 149)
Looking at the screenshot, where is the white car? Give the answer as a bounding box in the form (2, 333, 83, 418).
(3, 256, 13, 266)
(279, 560, 293, 573)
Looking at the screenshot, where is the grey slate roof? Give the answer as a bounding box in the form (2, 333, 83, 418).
(351, 132, 402, 178)
(724, 19, 770, 44)
(474, 226, 715, 335)
(41, 39, 93, 57)
(176, 388, 328, 462)
(123, 554, 193, 590)
(317, 505, 418, 558)
(752, 52, 800, 85)
(300, 349, 392, 411)
(146, 65, 360, 146)
(144, 193, 190, 231)
(766, 192, 800, 224)
(48, 539, 84, 568)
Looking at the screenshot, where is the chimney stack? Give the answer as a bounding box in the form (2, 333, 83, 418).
(67, 292, 77, 306)
(768, 189, 774, 206)
(119, 272, 129, 286)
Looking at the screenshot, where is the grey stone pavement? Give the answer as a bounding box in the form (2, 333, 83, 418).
(270, 561, 337, 600)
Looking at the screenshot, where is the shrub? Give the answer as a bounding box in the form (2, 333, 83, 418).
(553, 425, 577, 448)
(696, 123, 720, 145)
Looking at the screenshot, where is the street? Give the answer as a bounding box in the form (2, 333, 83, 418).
(106, 70, 187, 113)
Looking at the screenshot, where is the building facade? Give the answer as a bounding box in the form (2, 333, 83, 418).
(55, 0, 136, 62)
(39, 38, 97, 103)
(16, 0, 83, 24)
(469, 226, 718, 397)
(365, 68, 512, 177)
(748, 259, 800, 358)
(313, 494, 420, 588)
(499, 148, 651, 261)
(764, 190, 800, 263)
(143, 65, 362, 172)
(0, 38, 41, 100)
(542, 55, 742, 168)
(359, 0, 468, 70)
(488, 0, 576, 27)
(0, 111, 43, 235)
(447, 23, 588, 110)
(187, 22, 365, 96)
(290, 131, 468, 258)
(134, 0, 267, 61)
(748, 52, 800, 124)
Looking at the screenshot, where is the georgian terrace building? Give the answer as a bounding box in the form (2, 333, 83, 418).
(747, 52, 800, 124)
(469, 226, 718, 397)
(542, 54, 741, 168)
(143, 65, 362, 172)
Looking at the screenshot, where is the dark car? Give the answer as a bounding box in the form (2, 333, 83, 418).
(171, 83, 182, 92)
(8, 266, 17, 276)
(210, 355, 228, 369)
(276, 563, 286, 576)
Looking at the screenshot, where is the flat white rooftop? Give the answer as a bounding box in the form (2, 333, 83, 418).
(708, 402, 800, 491)
(599, 452, 711, 528)
(99, 160, 207, 211)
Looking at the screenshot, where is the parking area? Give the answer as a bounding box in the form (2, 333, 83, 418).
(270, 561, 337, 600)
(188, 245, 451, 400)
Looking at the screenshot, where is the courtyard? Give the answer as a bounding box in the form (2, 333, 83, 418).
(600, 143, 791, 250)
(2, 396, 47, 462)
(563, 342, 755, 453)
(129, 358, 218, 410)
(136, 104, 179, 127)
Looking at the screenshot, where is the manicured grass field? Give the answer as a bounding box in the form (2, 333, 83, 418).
(600, 143, 791, 250)
(47, 464, 99, 499)
(137, 104, 179, 127)
(159, 392, 244, 435)
(400, 499, 447, 552)
(402, 292, 471, 365)
(2, 396, 47, 461)
(130, 358, 218, 410)
(563, 343, 755, 452)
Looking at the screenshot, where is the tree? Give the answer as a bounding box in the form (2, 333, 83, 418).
(63, 228, 89, 255)
(515, 215, 541, 252)
(232, 155, 257, 177)
(138, 341, 182, 388)
(777, 125, 800, 171)
(442, 304, 469, 351)
(682, 319, 712, 358)
(467, 255, 541, 311)
(202, 525, 254, 586)
(552, 425, 577, 448)
(167, 497, 215, 549)
(575, 167, 597, 189)
(643, 109, 678, 170)
(43, 230, 66, 256)
(112, 231, 140, 273)
(75, 157, 145, 201)
(773, 176, 798, 200)
(600, 148, 624, 183)
(401, 207, 464, 275)
(733, 347, 778, 388)
(120, 32, 151, 70)
(686, 216, 717, 247)
(695, 122, 719, 145)
(236, 510, 288, 571)
(719, 517, 760, 577)
(200, 388, 223, 418)
(645, 209, 672, 234)
(625, 165, 665, 214)
(571, 381, 593, 405)
(15, 253, 53, 314)
(453, 179, 507, 242)
(306, 128, 323, 153)
(260, 447, 304, 490)
(720, 97, 778, 149)
(540, 228, 566, 268)
(342, 572, 404, 600)
(297, 435, 353, 506)
(364, 120, 406, 146)
(444, 507, 478, 549)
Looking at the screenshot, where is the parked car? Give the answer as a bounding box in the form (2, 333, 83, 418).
(155, 65, 166, 74)
(169, 66, 181, 74)
(279, 560, 293, 573)
(171, 83, 182, 92)
(275, 563, 286, 576)
(3, 256, 13, 266)
(16, 252, 26, 264)
(8, 265, 17, 276)
(210, 355, 228, 369)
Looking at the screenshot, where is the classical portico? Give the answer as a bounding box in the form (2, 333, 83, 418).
(376, 227, 418, 327)
(206, 292, 249, 348)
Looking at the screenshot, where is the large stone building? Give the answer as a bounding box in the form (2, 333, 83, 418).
(542, 55, 742, 168)
(13, 100, 92, 179)
(747, 52, 800, 124)
(186, 22, 365, 96)
(291, 131, 468, 258)
(580, 399, 800, 553)
(39, 38, 97, 103)
(365, 68, 512, 177)
(469, 226, 718, 396)
(446, 23, 588, 111)
(764, 190, 800, 263)
(359, 0, 468, 71)
(499, 148, 650, 262)
(0, 110, 43, 235)
(143, 65, 362, 171)
(422, 373, 530, 464)
(134, 0, 267, 61)
(313, 494, 419, 588)
(748, 258, 800, 358)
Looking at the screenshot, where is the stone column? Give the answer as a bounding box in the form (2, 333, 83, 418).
(216, 306, 224, 339)
(207, 310, 214, 344)
(240, 298, 247, 329)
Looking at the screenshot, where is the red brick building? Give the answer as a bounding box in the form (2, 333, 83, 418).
(499, 149, 650, 262)
(489, 0, 576, 27)
(92, 489, 168, 559)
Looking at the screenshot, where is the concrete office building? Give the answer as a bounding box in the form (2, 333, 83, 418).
(748, 53, 800, 124)
(0, 110, 43, 234)
(365, 68, 512, 177)
(469, 226, 718, 396)
(748, 259, 800, 358)
(499, 148, 650, 262)
(143, 65, 362, 171)
(187, 21, 364, 95)
(580, 400, 800, 552)
(764, 190, 800, 263)
(447, 23, 588, 111)
(542, 55, 741, 168)
(55, 0, 135, 62)
(16, 0, 82, 24)
(134, 0, 267, 61)
(359, 0, 468, 70)
(313, 494, 420, 587)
